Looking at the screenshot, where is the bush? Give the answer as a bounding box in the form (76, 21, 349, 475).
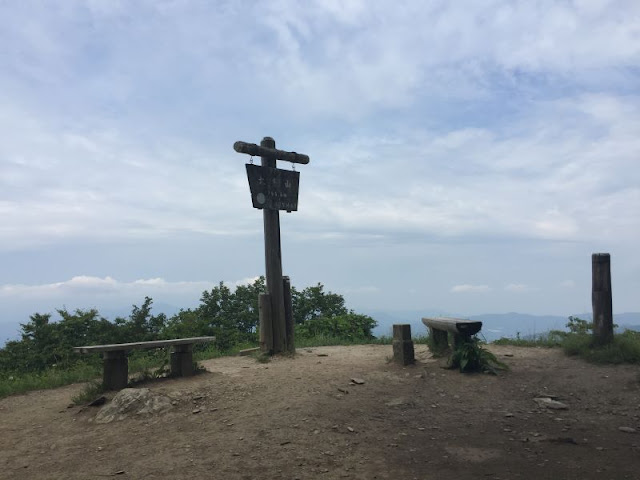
(448, 336, 508, 374)
(296, 313, 377, 340)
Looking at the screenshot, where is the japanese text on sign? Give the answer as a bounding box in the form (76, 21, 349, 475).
(246, 164, 300, 212)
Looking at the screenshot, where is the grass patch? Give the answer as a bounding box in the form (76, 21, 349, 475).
(71, 380, 105, 405)
(0, 362, 101, 399)
(493, 331, 566, 348)
(563, 330, 640, 364)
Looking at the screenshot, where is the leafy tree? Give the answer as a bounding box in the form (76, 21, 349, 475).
(114, 297, 166, 342)
(297, 312, 377, 340)
(291, 283, 348, 324)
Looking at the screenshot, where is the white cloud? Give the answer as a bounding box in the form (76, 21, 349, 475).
(504, 284, 531, 293)
(0, 276, 252, 301)
(451, 284, 492, 293)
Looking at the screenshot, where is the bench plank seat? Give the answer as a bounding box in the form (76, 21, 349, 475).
(74, 336, 216, 354)
(421, 317, 482, 336)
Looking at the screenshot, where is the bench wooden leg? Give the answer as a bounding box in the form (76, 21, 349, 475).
(392, 324, 415, 366)
(171, 344, 194, 377)
(429, 327, 449, 349)
(103, 350, 128, 390)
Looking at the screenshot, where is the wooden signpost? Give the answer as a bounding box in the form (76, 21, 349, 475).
(234, 137, 309, 354)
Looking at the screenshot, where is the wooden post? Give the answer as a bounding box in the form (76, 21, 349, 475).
(103, 350, 128, 390)
(392, 324, 415, 366)
(261, 137, 287, 354)
(283, 276, 295, 353)
(259, 293, 273, 353)
(592, 253, 613, 345)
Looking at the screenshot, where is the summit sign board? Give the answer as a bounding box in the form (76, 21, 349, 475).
(246, 164, 300, 212)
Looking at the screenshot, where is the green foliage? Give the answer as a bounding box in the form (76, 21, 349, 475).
(493, 316, 640, 365)
(296, 313, 377, 340)
(0, 362, 101, 399)
(562, 329, 640, 364)
(566, 316, 592, 335)
(164, 278, 264, 350)
(493, 330, 566, 348)
(291, 283, 348, 324)
(448, 336, 508, 374)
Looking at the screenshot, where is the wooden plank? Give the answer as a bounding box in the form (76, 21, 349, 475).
(234, 140, 310, 164)
(422, 317, 482, 336)
(238, 347, 260, 356)
(73, 336, 216, 354)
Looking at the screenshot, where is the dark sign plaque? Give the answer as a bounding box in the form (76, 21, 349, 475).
(246, 164, 300, 212)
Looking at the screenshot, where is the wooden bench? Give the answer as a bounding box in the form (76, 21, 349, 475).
(422, 317, 482, 349)
(74, 336, 216, 391)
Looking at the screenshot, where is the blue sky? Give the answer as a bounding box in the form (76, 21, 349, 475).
(1, 1, 639, 335)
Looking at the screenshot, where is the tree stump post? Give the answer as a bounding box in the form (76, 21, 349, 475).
(283, 276, 295, 354)
(392, 324, 415, 366)
(259, 293, 273, 353)
(592, 253, 613, 345)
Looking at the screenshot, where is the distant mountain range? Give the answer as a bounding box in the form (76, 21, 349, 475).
(366, 310, 640, 341)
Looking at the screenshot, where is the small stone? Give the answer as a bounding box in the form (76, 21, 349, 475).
(505, 413, 514, 418)
(347, 427, 354, 432)
(618, 427, 637, 433)
(317, 353, 329, 357)
(351, 378, 365, 385)
(534, 397, 568, 410)
(192, 409, 201, 414)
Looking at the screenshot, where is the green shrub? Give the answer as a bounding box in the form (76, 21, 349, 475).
(448, 336, 508, 374)
(296, 313, 377, 340)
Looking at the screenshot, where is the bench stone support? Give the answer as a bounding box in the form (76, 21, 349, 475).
(392, 324, 415, 366)
(171, 344, 194, 377)
(429, 327, 449, 350)
(103, 350, 128, 391)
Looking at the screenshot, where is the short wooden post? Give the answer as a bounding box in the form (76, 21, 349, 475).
(171, 344, 194, 377)
(283, 276, 295, 353)
(103, 350, 128, 390)
(261, 137, 287, 354)
(259, 293, 273, 353)
(429, 327, 449, 350)
(392, 324, 415, 366)
(592, 253, 613, 345)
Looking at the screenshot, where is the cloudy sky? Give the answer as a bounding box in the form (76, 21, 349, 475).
(1, 0, 639, 337)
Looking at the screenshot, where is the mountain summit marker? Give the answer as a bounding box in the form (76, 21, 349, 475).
(234, 137, 310, 354)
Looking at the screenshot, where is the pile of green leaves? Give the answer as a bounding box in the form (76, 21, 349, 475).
(448, 336, 508, 374)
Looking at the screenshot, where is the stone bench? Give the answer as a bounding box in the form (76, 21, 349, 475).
(422, 317, 482, 349)
(74, 336, 216, 390)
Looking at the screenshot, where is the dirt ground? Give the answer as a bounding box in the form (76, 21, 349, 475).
(1, 344, 639, 480)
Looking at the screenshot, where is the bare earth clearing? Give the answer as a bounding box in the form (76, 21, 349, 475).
(1, 345, 639, 480)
